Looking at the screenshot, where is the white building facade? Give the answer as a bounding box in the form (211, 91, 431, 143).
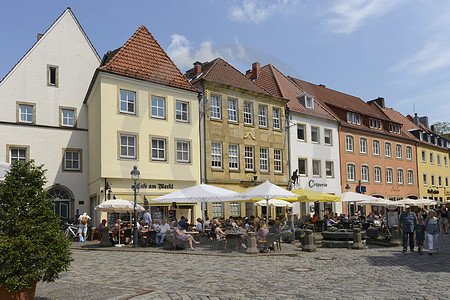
(0, 8, 100, 221)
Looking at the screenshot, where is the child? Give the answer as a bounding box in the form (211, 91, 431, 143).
(414, 217, 426, 255)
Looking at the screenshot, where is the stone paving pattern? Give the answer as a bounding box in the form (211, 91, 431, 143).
(36, 234, 450, 300)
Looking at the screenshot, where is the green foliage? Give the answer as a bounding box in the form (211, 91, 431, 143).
(0, 161, 72, 292)
(432, 121, 450, 135)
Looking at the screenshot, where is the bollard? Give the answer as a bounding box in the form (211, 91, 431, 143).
(99, 227, 112, 247)
(245, 232, 259, 254)
(302, 229, 316, 252)
(352, 227, 364, 249)
(389, 225, 402, 247)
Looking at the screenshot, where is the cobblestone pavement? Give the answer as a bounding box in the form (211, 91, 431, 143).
(36, 234, 450, 300)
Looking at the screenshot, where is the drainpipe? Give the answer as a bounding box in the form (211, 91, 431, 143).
(197, 82, 207, 219)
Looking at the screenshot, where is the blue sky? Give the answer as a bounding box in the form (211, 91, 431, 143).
(1, 0, 449, 124)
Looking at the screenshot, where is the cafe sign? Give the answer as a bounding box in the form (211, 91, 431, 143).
(137, 183, 174, 190)
(308, 180, 328, 188)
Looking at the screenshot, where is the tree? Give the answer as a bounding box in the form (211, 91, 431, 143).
(432, 121, 450, 136)
(0, 161, 72, 292)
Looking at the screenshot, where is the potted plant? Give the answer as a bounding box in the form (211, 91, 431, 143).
(0, 161, 72, 299)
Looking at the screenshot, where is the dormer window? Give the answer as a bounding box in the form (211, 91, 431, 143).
(427, 135, 431, 143)
(389, 123, 400, 134)
(419, 131, 423, 140)
(296, 93, 314, 110)
(347, 112, 361, 125)
(369, 118, 382, 130)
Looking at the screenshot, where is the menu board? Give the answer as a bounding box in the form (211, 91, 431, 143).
(387, 210, 399, 228)
(107, 212, 117, 229)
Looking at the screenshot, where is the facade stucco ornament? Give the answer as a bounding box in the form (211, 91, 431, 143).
(243, 132, 256, 140)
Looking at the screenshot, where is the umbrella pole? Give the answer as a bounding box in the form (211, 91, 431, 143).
(266, 198, 269, 228)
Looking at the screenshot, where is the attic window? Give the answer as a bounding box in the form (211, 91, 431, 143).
(369, 118, 382, 130)
(47, 65, 58, 87)
(305, 96, 314, 109)
(347, 112, 361, 125)
(389, 123, 400, 134)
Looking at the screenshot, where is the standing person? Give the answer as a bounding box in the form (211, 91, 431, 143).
(78, 212, 91, 242)
(425, 210, 442, 255)
(414, 217, 426, 255)
(440, 207, 448, 234)
(143, 209, 152, 226)
(399, 206, 417, 252)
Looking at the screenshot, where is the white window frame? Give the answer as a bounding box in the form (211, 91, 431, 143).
(397, 169, 404, 185)
(311, 126, 319, 143)
(260, 148, 269, 172)
(438, 176, 442, 187)
(324, 129, 332, 145)
(305, 96, 314, 109)
(19, 104, 33, 123)
(258, 105, 268, 127)
(210, 94, 221, 119)
(228, 98, 238, 122)
(346, 135, 354, 152)
(229, 202, 240, 217)
(423, 174, 427, 186)
(212, 203, 224, 218)
(120, 134, 137, 159)
(406, 146, 412, 161)
(359, 138, 367, 154)
(437, 154, 441, 165)
(151, 138, 166, 161)
(175, 100, 189, 122)
(361, 165, 369, 183)
(120, 90, 136, 114)
(151, 95, 165, 119)
(274, 149, 282, 173)
(347, 163, 356, 182)
(229, 144, 239, 170)
(325, 161, 334, 177)
(374, 167, 382, 183)
(386, 168, 394, 184)
(407, 170, 414, 185)
(272, 108, 281, 129)
(244, 146, 254, 171)
(9, 147, 27, 164)
(64, 150, 81, 171)
(243, 101, 253, 125)
(312, 160, 321, 177)
(211, 142, 222, 168)
(396, 144, 402, 159)
(298, 158, 307, 176)
(385, 142, 391, 158)
(372, 140, 380, 156)
(422, 150, 426, 162)
(176, 140, 190, 163)
(61, 109, 75, 127)
(430, 152, 434, 164)
(297, 124, 306, 141)
(431, 175, 435, 186)
(444, 156, 448, 167)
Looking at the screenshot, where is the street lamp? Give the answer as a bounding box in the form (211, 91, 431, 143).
(130, 166, 140, 247)
(345, 184, 351, 191)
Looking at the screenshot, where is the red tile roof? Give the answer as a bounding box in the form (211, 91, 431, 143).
(185, 58, 271, 96)
(368, 103, 418, 140)
(255, 64, 337, 121)
(99, 26, 197, 93)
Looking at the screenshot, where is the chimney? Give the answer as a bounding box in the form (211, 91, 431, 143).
(368, 97, 385, 108)
(413, 113, 419, 126)
(431, 125, 435, 132)
(245, 69, 252, 76)
(193, 61, 202, 76)
(250, 62, 260, 80)
(37, 33, 43, 41)
(419, 116, 429, 128)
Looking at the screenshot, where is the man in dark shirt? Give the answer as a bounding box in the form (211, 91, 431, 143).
(399, 206, 417, 252)
(178, 216, 190, 231)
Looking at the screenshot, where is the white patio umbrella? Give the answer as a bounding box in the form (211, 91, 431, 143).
(338, 192, 382, 202)
(0, 161, 10, 180)
(237, 180, 297, 226)
(152, 183, 242, 203)
(95, 199, 145, 247)
(358, 199, 405, 207)
(254, 199, 293, 207)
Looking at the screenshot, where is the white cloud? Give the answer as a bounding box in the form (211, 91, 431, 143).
(167, 34, 249, 71)
(326, 0, 404, 34)
(228, 0, 296, 24)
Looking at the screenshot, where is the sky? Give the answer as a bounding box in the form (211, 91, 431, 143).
(1, 0, 449, 124)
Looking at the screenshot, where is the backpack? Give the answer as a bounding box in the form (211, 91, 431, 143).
(81, 216, 87, 225)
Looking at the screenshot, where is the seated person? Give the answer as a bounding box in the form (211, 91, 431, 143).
(112, 219, 123, 242)
(195, 218, 204, 232)
(257, 223, 269, 249)
(268, 221, 278, 234)
(155, 219, 170, 246)
(326, 216, 338, 229)
(178, 217, 190, 231)
(173, 222, 199, 250)
(372, 216, 382, 228)
(98, 219, 107, 229)
(215, 223, 227, 240)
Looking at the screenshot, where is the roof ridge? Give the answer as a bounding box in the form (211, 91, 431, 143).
(200, 57, 221, 79)
(103, 25, 145, 69)
(266, 64, 285, 98)
(223, 58, 271, 95)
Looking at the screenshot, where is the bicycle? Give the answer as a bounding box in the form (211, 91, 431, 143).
(64, 222, 79, 241)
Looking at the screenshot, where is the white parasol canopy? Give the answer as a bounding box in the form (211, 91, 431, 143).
(152, 183, 242, 203)
(0, 161, 10, 179)
(398, 198, 442, 206)
(358, 199, 405, 207)
(95, 199, 145, 213)
(338, 192, 383, 202)
(254, 199, 293, 207)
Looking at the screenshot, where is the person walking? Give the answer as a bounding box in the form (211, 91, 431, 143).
(78, 212, 91, 242)
(143, 209, 152, 226)
(440, 206, 448, 234)
(399, 206, 417, 252)
(425, 210, 442, 255)
(414, 217, 426, 255)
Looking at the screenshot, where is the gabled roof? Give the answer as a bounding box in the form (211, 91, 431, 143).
(185, 58, 271, 96)
(255, 64, 337, 121)
(1, 7, 100, 84)
(369, 103, 417, 140)
(99, 25, 197, 93)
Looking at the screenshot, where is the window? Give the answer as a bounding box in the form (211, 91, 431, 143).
(373, 140, 380, 156)
(151, 96, 165, 118)
(211, 142, 222, 168)
(9, 147, 27, 163)
(297, 124, 305, 141)
(369, 118, 383, 130)
(120, 90, 136, 114)
(445, 156, 448, 167)
(151, 138, 166, 161)
(423, 174, 428, 186)
(298, 158, 307, 176)
(437, 154, 441, 165)
(324, 129, 332, 145)
(244, 146, 254, 171)
(359, 138, 368, 154)
(385, 142, 392, 158)
(176, 141, 190, 163)
(438, 176, 442, 186)
(422, 150, 426, 162)
(243, 101, 253, 124)
(61, 109, 75, 127)
(407, 170, 414, 185)
(305, 96, 314, 109)
(431, 175, 435, 186)
(346, 136, 354, 152)
(325, 161, 333, 177)
(312, 160, 321, 177)
(229, 145, 239, 170)
(175, 101, 189, 122)
(64, 150, 81, 171)
(397, 169, 404, 185)
(212, 203, 224, 218)
(19, 104, 33, 123)
(272, 108, 281, 129)
(258, 105, 268, 127)
(47, 65, 58, 86)
(446, 177, 449, 187)
(274, 149, 282, 172)
(347, 164, 356, 181)
(228, 98, 238, 122)
(361, 165, 369, 182)
(259, 148, 269, 172)
(311, 126, 319, 143)
(406, 146, 412, 161)
(396, 144, 402, 159)
(374, 167, 382, 183)
(386, 168, 393, 184)
(347, 112, 352, 123)
(229, 202, 240, 217)
(210, 95, 221, 119)
(430, 152, 434, 164)
(389, 123, 401, 134)
(347, 112, 361, 125)
(120, 134, 136, 159)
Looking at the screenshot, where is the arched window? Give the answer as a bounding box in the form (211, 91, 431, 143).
(48, 187, 72, 221)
